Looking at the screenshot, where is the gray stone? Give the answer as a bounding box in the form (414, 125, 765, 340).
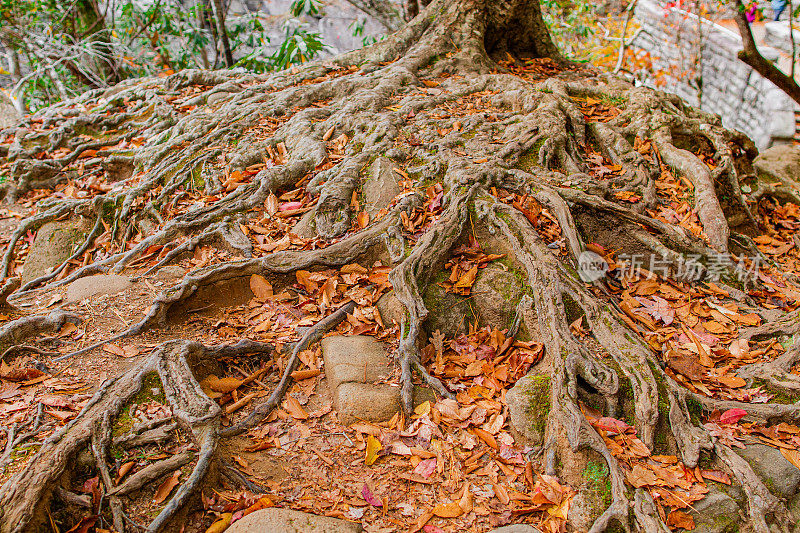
(226, 508, 362, 533)
(505, 373, 549, 445)
(472, 264, 523, 331)
(690, 488, 741, 533)
(734, 444, 800, 499)
(22, 219, 90, 284)
(375, 291, 405, 329)
(487, 526, 542, 533)
(66, 274, 133, 302)
(333, 382, 434, 425)
(0, 91, 20, 129)
(422, 282, 469, 338)
(321, 335, 393, 390)
(362, 157, 401, 218)
(154, 265, 187, 281)
(291, 209, 317, 239)
(755, 144, 800, 186)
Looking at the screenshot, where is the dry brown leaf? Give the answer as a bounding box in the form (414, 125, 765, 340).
(283, 395, 309, 419)
(115, 461, 136, 484)
(250, 274, 274, 300)
(780, 447, 800, 471)
(666, 509, 695, 530)
(153, 470, 181, 504)
(102, 343, 125, 356)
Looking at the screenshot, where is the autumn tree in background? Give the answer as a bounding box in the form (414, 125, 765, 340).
(1, 0, 800, 532)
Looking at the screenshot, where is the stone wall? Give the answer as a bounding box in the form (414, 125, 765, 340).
(632, 0, 797, 149)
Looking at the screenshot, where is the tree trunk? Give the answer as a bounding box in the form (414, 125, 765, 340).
(0, 0, 796, 532)
(211, 0, 234, 68)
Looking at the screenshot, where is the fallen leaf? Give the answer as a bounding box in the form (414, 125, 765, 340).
(365, 435, 382, 466)
(153, 470, 181, 504)
(362, 484, 383, 508)
(65, 516, 98, 533)
(205, 513, 232, 533)
(432, 500, 464, 518)
(250, 274, 273, 300)
(283, 395, 309, 419)
(666, 509, 695, 530)
(243, 496, 274, 516)
(719, 408, 747, 425)
(102, 343, 125, 356)
(115, 461, 136, 483)
(716, 375, 746, 388)
(781, 448, 800, 471)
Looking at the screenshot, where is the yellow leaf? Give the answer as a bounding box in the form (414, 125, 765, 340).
(205, 513, 232, 533)
(781, 447, 800, 470)
(414, 400, 431, 417)
(454, 265, 478, 289)
(432, 500, 463, 518)
(365, 435, 382, 466)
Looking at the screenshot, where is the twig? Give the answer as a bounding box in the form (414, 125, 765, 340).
(221, 301, 355, 437)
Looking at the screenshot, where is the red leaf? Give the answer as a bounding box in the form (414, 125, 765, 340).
(279, 201, 303, 211)
(719, 408, 747, 425)
(361, 483, 383, 508)
(593, 417, 631, 435)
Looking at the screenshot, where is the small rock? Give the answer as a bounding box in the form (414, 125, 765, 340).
(322, 335, 435, 424)
(22, 220, 90, 284)
(754, 144, 800, 185)
(321, 335, 393, 390)
(334, 382, 402, 424)
(225, 508, 362, 533)
(334, 382, 435, 425)
(734, 444, 800, 499)
(505, 373, 550, 445)
(375, 291, 404, 329)
(66, 274, 133, 302)
(153, 265, 187, 281)
(291, 210, 317, 239)
(363, 157, 401, 217)
(690, 487, 741, 533)
(487, 525, 543, 533)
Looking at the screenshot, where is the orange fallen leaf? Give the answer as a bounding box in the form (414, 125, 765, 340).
(666, 509, 695, 530)
(102, 343, 125, 356)
(283, 395, 309, 419)
(115, 461, 136, 483)
(250, 274, 273, 300)
(205, 513, 232, 533)
(432, 500, 464, 518)
(153, 470, 181, 504)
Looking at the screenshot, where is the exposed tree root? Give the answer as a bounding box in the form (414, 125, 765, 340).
(1, 0, 799, 531)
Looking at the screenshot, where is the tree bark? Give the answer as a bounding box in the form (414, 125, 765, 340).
(734, 0, 800, 106)
(211, 0, 234, 68)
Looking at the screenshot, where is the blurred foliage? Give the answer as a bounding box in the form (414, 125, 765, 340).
(0, 0, 330, 110)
